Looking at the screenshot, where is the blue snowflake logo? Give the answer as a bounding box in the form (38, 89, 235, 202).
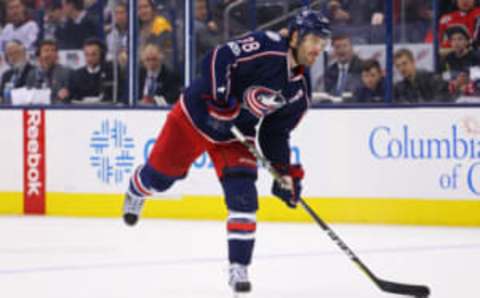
(89, 119, 135, 184)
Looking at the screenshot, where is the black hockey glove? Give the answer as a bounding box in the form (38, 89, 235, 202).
(271, 164, 304, 208)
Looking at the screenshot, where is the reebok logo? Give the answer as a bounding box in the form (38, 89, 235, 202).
(27, 111, 42, 195)
(23, 110, 46, 214)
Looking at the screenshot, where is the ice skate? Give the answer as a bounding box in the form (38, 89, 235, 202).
(229, 263, 251, 296)
(122, 192, 145, 226)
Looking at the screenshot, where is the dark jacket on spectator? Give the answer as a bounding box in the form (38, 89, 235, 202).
(0, 62, 34, 96)
(25, 64, 72, 103)
(441, 49, 480, 74)
(324, 55, 363, 96)
(55, 12, 100, 50)
(139, 65, 182, 104)
(70, 61, 121, 103)
(394, 70, 452, 103)
(351, 78, 385, 103)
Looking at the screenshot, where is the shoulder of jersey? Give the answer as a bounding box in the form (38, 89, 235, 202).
(265, 30, 283, 42)
(257, 30, 287, 50)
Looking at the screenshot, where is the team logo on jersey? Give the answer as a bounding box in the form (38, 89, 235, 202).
(243, 86, 286, 118)
(89, 119, 135, 184)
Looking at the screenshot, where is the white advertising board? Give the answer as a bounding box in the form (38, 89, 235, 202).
(46, 110, 224, 196)
(0, 110, 22, 191)
(45, 108, 480, 200)
(295, 108, 480, 199)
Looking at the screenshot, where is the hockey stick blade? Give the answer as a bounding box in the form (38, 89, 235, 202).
(299, 198, 431, 297)
(376, 278, 430, 297)
(230, 125, 431, 297)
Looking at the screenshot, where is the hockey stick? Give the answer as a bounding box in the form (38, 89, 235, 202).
(230, 126, 431, 298)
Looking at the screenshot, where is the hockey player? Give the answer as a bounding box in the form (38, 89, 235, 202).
(123, 9, 331, 295)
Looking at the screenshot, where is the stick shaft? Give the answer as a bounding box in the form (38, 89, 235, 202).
(230, 125, 430, 297)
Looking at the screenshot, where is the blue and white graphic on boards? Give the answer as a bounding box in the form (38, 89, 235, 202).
(89, 119, 135, 184)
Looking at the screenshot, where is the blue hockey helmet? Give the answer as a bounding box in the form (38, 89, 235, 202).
(288, 9, 331, 40)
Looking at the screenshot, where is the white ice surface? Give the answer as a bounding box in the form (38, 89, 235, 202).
(0, 216, 479, 298)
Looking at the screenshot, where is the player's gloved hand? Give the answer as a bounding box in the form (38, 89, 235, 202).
(244, 86, 286, 118)
(204, 94, 241, 121)
(271, 164, 304, 208)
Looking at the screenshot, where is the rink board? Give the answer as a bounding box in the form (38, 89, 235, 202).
(0, 108, 480, 225)
(0, 111, 23, 214)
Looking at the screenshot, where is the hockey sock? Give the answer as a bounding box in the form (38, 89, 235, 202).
(227, 212, 256, 265)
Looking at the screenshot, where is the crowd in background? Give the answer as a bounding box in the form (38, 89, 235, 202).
(0, 0, 479, 106)
(0, 0, 182, 105)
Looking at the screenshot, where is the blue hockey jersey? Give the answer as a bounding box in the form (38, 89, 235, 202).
(181, 31, 312, 166)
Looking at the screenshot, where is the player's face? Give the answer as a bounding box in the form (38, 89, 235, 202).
(297, 34, 327, 66)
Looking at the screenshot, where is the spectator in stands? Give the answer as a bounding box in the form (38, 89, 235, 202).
(84, 0, 101, 19)
(139, 43, 181, 106)
(320, 0, 383, 26)
(440, 0, 458, 16)
(138, 0, 172, 50)
(321, 1, 350, 25)
(106, 1, 127, 58)
(319, 0, 384, 43)
(393, 48, 451, 103)
(324, 34, 363, 100)
(351, 59, 384, 103)
(195, 0, 221, 63)
(441, 26, 480, 75)
(438, 0, 480, 50)
(116, 47, 128, 103)
(0, 0, 39, 53)
(22, 0, 40, 10)
(54, 0, 100, 49)
(70, 38, 119, 103)
(448, 69, 477, 98)
(358, 0, 432, 43)
(208, 0, 250, 38)
(26, 40, 72, 103)
(398, 0, 433, 43)
(0, 39, 34, 104)
(43, 1, 63, 40)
